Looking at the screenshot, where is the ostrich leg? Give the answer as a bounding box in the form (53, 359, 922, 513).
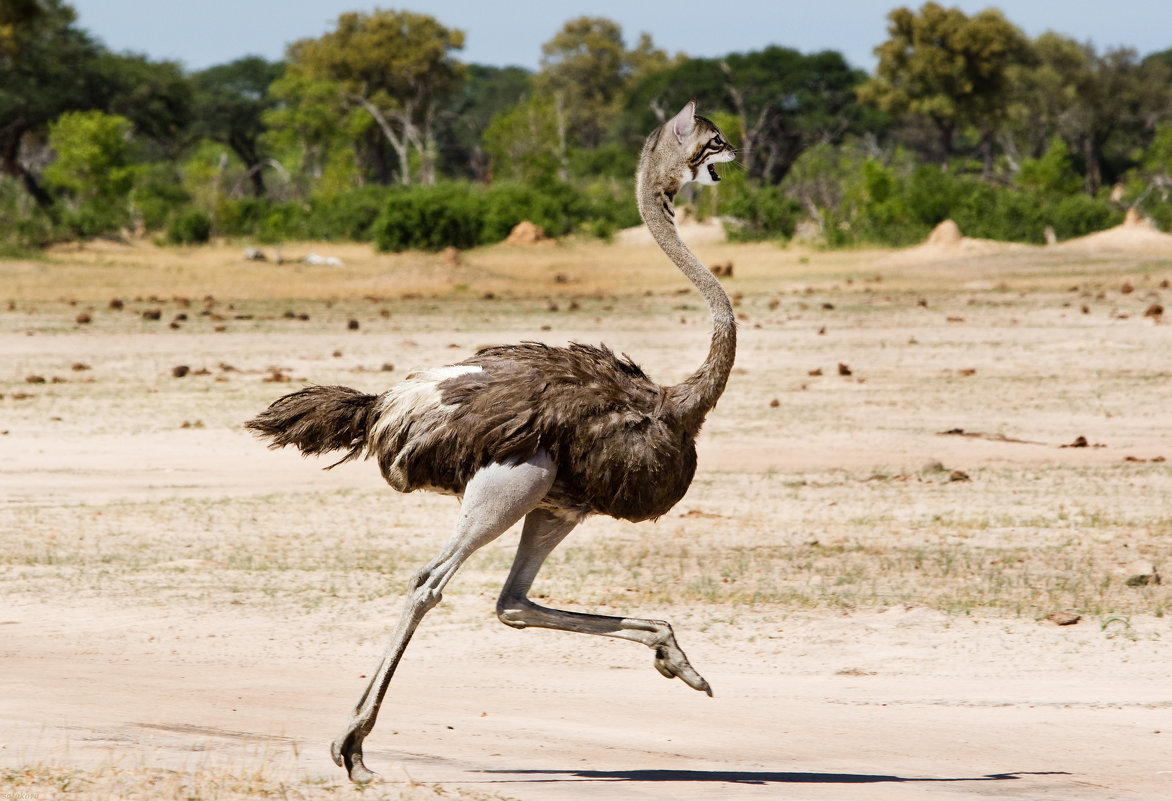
(331, 450, 556, 783)
(496, 508, 713, 696)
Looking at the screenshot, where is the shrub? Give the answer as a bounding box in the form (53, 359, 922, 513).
(823, 159, 1120, 247)
(167, 209, 212, 244)
(259, 202, 311, 243)
(131, 164, 189, 232)
(373, 184, 485, 252)
(717, 172, 801, 242)
(308, 185, 394, 241)
(481, 181, 586, 241)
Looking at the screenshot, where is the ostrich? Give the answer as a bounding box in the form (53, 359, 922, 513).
(246, 99, 737, 783)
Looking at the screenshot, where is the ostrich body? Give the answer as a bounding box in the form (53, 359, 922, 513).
(247, 100, 737, 783)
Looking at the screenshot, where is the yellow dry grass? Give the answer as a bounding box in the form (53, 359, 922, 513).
(3, 234, 1172, 799)
(9, 236, 898, 303)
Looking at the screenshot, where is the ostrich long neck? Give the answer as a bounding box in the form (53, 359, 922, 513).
(636, 168, 737, 431)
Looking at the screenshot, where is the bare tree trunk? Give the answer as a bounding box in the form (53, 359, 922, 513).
(1, 120, 54, 212)
(978, 131, 994, 180)
(933, 116, 954, 168)
(1082, 136, 1100, 196)
(355, 95, 412, 185)
(554, 91, 569, 183)
(720, 61, 753, 176)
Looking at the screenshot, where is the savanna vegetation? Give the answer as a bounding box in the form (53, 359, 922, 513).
(4, 0, 1172, 253)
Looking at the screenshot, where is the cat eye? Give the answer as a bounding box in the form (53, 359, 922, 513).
(712, 136, 724, 147)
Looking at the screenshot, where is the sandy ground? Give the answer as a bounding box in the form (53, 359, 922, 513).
(2, 234, 1172, 799)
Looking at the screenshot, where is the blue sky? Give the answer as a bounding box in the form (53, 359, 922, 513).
(69, 0, 1172, 73)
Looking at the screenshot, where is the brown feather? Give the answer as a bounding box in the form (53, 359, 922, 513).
(245, 385, 379, 469)
(365, 342, 697, 521)
(248, 105, 738, 525)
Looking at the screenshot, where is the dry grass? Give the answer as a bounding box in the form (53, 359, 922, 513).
(0, 757, 513, 800)
(3, 236, 1171, 620)
(3, 235, 1172, 796)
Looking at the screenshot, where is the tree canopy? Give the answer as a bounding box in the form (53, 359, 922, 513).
(4, 2, 1172, 250)
(858, 2, 1030, 167)
(287, 9, 465, 185)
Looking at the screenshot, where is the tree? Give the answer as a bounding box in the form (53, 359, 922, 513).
(96, 53, 194, 161)
(44, 110, 134, 200)
(0, 0, 44, 60)
(1007, 36, 1172, 194)
(192, 57, 284, 197)
(288, 10, 465, 185)
(1002, 33, 1092, 166)
(262, 70, 367, 198)
(858, 2, 1030, 171)
(43, 109, 136, 233)
(621, 47, 877, 184)
(1071, 48, 1171, 194)
(537, 17, 672, 149)
(436, 64, 532, 182)
(482, 94, 567, 185)
(0, 0, 104, 210)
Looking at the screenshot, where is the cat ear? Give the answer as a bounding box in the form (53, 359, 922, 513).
(671, 99, 697, 142)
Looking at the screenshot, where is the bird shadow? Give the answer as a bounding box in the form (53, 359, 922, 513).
(480, 768, 1070, 786)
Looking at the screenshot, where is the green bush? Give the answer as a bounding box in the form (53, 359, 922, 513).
(482, 181, 586, 241)
(824, 158, 1121, 247)
(212, 197, 271, 238)
(308, 185, 394, 241)
(0, 177, 55, 248)
(56, 201, 132, 239)
(167, 209, 212, 244)
(372, 181, 622, 252)
(259, 202, 311, 243)
(131, 164, 189, 232)
(579, 179, 640, 240)
(1046, 193, 1122, 241)
(717, 172, 801, 242)
(373, 184, 485, 252)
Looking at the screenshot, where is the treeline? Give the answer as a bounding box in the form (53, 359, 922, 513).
(3, 0, 1172, 253)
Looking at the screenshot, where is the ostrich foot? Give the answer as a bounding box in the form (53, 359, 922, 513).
(331, 728, 379, 784)
(653, 635, 714, 697)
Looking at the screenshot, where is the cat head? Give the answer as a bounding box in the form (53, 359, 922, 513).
(664, 100, 736, 187)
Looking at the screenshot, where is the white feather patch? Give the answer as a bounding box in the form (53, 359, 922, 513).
(369, 364, 483, 443)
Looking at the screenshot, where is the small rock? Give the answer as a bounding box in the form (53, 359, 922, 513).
(303, 252, 344, 267)
(347, 319, 360, 330)
(172, 365, 190, 378)
(1045, 611, 1081, 626)
(948, 470, 971, 482)
(1124, 561, 1160, 588)
(837, 363, 852, 376)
